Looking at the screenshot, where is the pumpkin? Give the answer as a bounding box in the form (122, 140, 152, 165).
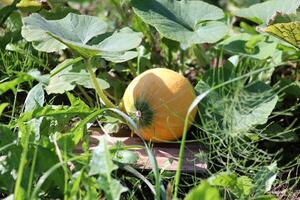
(122, 68, 197, 142)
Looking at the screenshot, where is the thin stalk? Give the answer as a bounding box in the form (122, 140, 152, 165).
(8, 84, 19, 127)
(14, 123, 30, 200)
(85, 58, 116, 108)
(50, 57, 83, 77)
(27, 144, 39, 198)
(53, 133, 69, 200)
(110, 0, 128, 24)
(78, 85, 94, 107)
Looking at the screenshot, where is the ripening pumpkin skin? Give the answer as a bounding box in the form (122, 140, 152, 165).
(122, 68, 197, 142)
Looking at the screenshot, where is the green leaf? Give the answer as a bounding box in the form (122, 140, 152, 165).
(252, 195, 278, 200)
(113, 150, 138, 164)
(253, 162, 278, 196)
(219, 33, 281, 60)
(96, 176, 128, 200)
(230, 82, 278, 135)
(22, 13, 142, 59)
(0, 75, 31, 95)
(131, 0, 228, 47)
(262, 123, 299, 142)
(0, 124, 14, 148)
(45, 60, 109, 94)
(24, 83, 44, 112)
(0, 102, 9, 117)
(208, 172, 253, 198)
(234, 0, 300, 25)
(89, 138, 117, 176)
(185, 181, 220, 200)
(280, 79, 300, 98)
(22, 13, 107, 53)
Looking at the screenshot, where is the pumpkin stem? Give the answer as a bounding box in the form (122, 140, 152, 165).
(135, 110, 142, 119)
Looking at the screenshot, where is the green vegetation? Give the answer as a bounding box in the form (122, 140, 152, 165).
(0, 0, 299, 199)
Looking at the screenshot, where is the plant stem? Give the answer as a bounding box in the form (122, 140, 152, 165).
(85, 58, 116, 108)
(27, 143, 38, 198)
(14, 123, 30, 200)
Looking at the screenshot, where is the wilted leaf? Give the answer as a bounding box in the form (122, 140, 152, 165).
(131, 0, 228, 47)
(264, 21, 300, 49)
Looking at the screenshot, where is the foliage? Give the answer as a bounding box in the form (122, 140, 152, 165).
(0, 0, 299, 199)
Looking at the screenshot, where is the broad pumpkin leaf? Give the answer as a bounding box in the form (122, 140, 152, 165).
(235, 0, 300, 25)
(131, 0, 228, 47)
(22, 13, 143, 60)
(22, 13, 107, 53)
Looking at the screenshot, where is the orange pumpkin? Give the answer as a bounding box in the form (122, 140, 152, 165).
(122, 68, 197, 142)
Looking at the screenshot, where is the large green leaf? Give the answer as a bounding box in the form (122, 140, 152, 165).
(22, 13, 142, 60)
(131, 0, 228, 47)
(235, 0, 300, 25)
(22, 13, 107, 53)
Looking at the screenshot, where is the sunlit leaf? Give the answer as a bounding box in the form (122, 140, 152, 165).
(235, 0, 300, 24)
(89, 138, 117, 176)
(24, 83, 44, 112)
(264, 21, 300, 49)
(131, 0, 228, 47)
(185, 181, 220, 200)
(22, 13, 142, 60)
